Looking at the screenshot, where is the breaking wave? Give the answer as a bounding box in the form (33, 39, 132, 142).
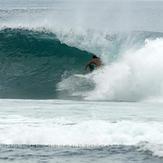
(1, 25, 163, 101)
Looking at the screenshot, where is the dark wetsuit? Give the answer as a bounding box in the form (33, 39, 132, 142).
(85, 57, 102, 72)
(88, 63, 96, 72)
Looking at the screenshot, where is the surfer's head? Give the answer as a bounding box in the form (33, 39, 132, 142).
(92, 54, 98, 59)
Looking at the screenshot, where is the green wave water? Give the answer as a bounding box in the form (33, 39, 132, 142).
(0, 28, 92, 98)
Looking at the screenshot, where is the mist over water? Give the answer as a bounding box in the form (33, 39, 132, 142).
(85, 39, 163, 101)
(1, 0, 163, 32)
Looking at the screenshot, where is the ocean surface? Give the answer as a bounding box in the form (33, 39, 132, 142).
(1, 0, 163, 162)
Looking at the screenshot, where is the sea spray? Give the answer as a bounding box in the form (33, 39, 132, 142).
(85, 39, 163, 101)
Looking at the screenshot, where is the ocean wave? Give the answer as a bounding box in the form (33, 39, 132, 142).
(0, 28, 92, 98)
(1, 27, 163, 101)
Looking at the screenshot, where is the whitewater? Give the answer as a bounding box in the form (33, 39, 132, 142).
(0, 0, 163, 163)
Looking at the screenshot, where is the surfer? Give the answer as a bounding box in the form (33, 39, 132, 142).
(85, 55, 102, 72)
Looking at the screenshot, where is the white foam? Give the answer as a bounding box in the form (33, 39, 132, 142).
(1, 117, 163, 156)
(0, 99, 163, 157)
(138, 143, 163, 158)
(85, 38, 163, 101)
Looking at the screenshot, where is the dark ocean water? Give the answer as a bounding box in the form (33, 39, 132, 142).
(0, 145, 162, 163)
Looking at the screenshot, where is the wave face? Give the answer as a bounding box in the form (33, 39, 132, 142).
(0, 28, 92, 98)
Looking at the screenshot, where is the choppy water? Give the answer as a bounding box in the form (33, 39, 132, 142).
(0, 99, 163, 163)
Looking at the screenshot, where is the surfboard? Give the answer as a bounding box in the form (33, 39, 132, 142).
(74, 74, 87, 78)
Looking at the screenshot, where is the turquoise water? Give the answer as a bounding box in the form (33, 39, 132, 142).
(0, 28, 92, 98)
